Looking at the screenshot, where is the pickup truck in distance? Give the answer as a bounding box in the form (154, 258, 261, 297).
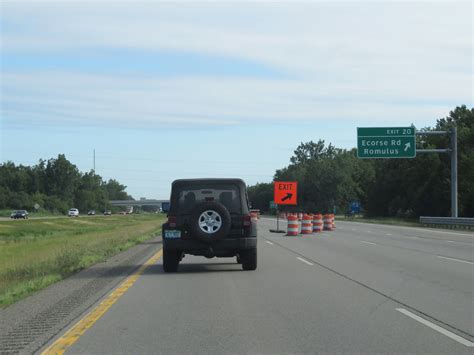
(162, 178, 257, 272)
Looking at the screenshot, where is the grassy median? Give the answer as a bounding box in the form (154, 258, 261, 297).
(0, 214, 165, 308)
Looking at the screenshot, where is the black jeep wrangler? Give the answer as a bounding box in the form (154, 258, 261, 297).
(162, 178, 257, 272)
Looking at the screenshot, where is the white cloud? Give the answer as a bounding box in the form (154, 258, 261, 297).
(1, 1, 472, 129)
(2, 71, 458, 130)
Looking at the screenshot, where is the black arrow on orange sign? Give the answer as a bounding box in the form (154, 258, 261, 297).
(281, 193, 293, 202)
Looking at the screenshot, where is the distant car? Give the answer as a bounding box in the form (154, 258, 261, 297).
(11, 210, 28, 219)
(103, 210, 112, 216)
(68, 208, 79, 217)
(119, 211, 127, 215)
(87, 210, 96, 216)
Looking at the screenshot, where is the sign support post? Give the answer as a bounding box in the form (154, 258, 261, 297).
(451, 127, 458, 218)
(415, 129, 458, 218)
(357, 126, 458, 218)
(270, 205, 285, 233)
(276, 206, 280, 231)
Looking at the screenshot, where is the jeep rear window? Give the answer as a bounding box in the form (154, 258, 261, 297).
(175, 184, 241, 214)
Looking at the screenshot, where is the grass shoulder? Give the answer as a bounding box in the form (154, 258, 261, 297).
(0, 213, 166, 308)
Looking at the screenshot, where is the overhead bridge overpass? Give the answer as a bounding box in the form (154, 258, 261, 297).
(109, 199, 169, 207)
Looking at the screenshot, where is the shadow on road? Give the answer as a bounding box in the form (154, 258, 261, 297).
(144, 262, 243, 275)
(71, 260, 243, 279)
(139, 240, 163, 246)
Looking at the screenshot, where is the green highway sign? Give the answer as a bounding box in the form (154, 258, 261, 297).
(269, 201, 277, 209)
(357, 126, 416, 159)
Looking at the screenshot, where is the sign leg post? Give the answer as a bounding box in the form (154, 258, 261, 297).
(269, 204, 285, 233)
(277, 206, 279, 230)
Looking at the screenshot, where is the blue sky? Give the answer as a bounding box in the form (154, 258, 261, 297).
(1, 1, 472, 199)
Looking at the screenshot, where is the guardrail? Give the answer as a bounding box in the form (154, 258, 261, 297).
(420, 216, 474, 230)
(110, 200, 169, 206)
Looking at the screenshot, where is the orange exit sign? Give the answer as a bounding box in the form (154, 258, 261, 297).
(274, 181, 298, 205)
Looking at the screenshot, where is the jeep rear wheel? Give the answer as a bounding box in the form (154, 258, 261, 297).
(240, 249, 257, 271)
(163, 250, 180, 272)
(190, 202, 231, 242)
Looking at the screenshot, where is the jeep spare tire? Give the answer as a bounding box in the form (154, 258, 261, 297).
(190, 202, 231, 242)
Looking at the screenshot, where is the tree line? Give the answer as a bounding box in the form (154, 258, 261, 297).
(248, 106, 473, 218)
(0, 154, 132, 213)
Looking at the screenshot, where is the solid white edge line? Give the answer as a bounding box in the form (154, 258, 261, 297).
(437, 256, 474, 265)
(296, 257, 314, 266)
(335, 220, 474, 237)
(265, 240, 274, 245)
(360, 241, 377, 245)
(396, 308, 473, 347)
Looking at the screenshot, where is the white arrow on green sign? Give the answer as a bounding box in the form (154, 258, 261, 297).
(357, 127, 416, 158)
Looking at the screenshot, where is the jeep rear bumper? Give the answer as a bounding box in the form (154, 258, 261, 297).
(163, 237, 257, 254)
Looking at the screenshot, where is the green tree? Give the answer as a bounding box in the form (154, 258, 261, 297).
(435, 106, 474, 216)
(103, 179, 132, 201)
(44, 154, 81, 204)
(247, 183, 273, 211)
(247, 105, 473, 218)
(0, 155, 132, 213)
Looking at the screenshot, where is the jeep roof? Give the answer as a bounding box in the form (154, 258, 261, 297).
(169, 178, 250, 215)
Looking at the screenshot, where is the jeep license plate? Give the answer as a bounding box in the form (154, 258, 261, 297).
(164, 230, 181, 239)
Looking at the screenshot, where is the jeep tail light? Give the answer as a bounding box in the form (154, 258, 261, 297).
(168, 216, 177, 228)
(242, 214, 251, 227)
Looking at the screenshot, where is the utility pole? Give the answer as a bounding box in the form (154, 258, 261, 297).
(93, 149, 96, 172)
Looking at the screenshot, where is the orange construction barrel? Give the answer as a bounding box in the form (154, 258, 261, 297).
(313, 213, 323, 233)
(301, 214, 313, 234)
(323, 214, 333, 231)
(250, 212, 259, 224)
(286, 215, 300, 236)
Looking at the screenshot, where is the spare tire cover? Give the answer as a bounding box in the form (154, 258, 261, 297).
(190, 201, 231, 242)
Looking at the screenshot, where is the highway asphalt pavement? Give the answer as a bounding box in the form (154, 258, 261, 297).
(35, 217, 474, 354)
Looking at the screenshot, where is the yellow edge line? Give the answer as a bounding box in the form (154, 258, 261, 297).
(41, 248, 163, 355)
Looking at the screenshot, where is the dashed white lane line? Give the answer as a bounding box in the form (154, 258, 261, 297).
(386, 233, 392, 236)
(366, 230, 373, 233)
(360, 241, 377, 245)
(444, 240, 455, 243)
(265, 240, 274, 245)
(396, 308, 473, 347)
(437, 256, 474, 265)
(296, 257, 314, 266)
